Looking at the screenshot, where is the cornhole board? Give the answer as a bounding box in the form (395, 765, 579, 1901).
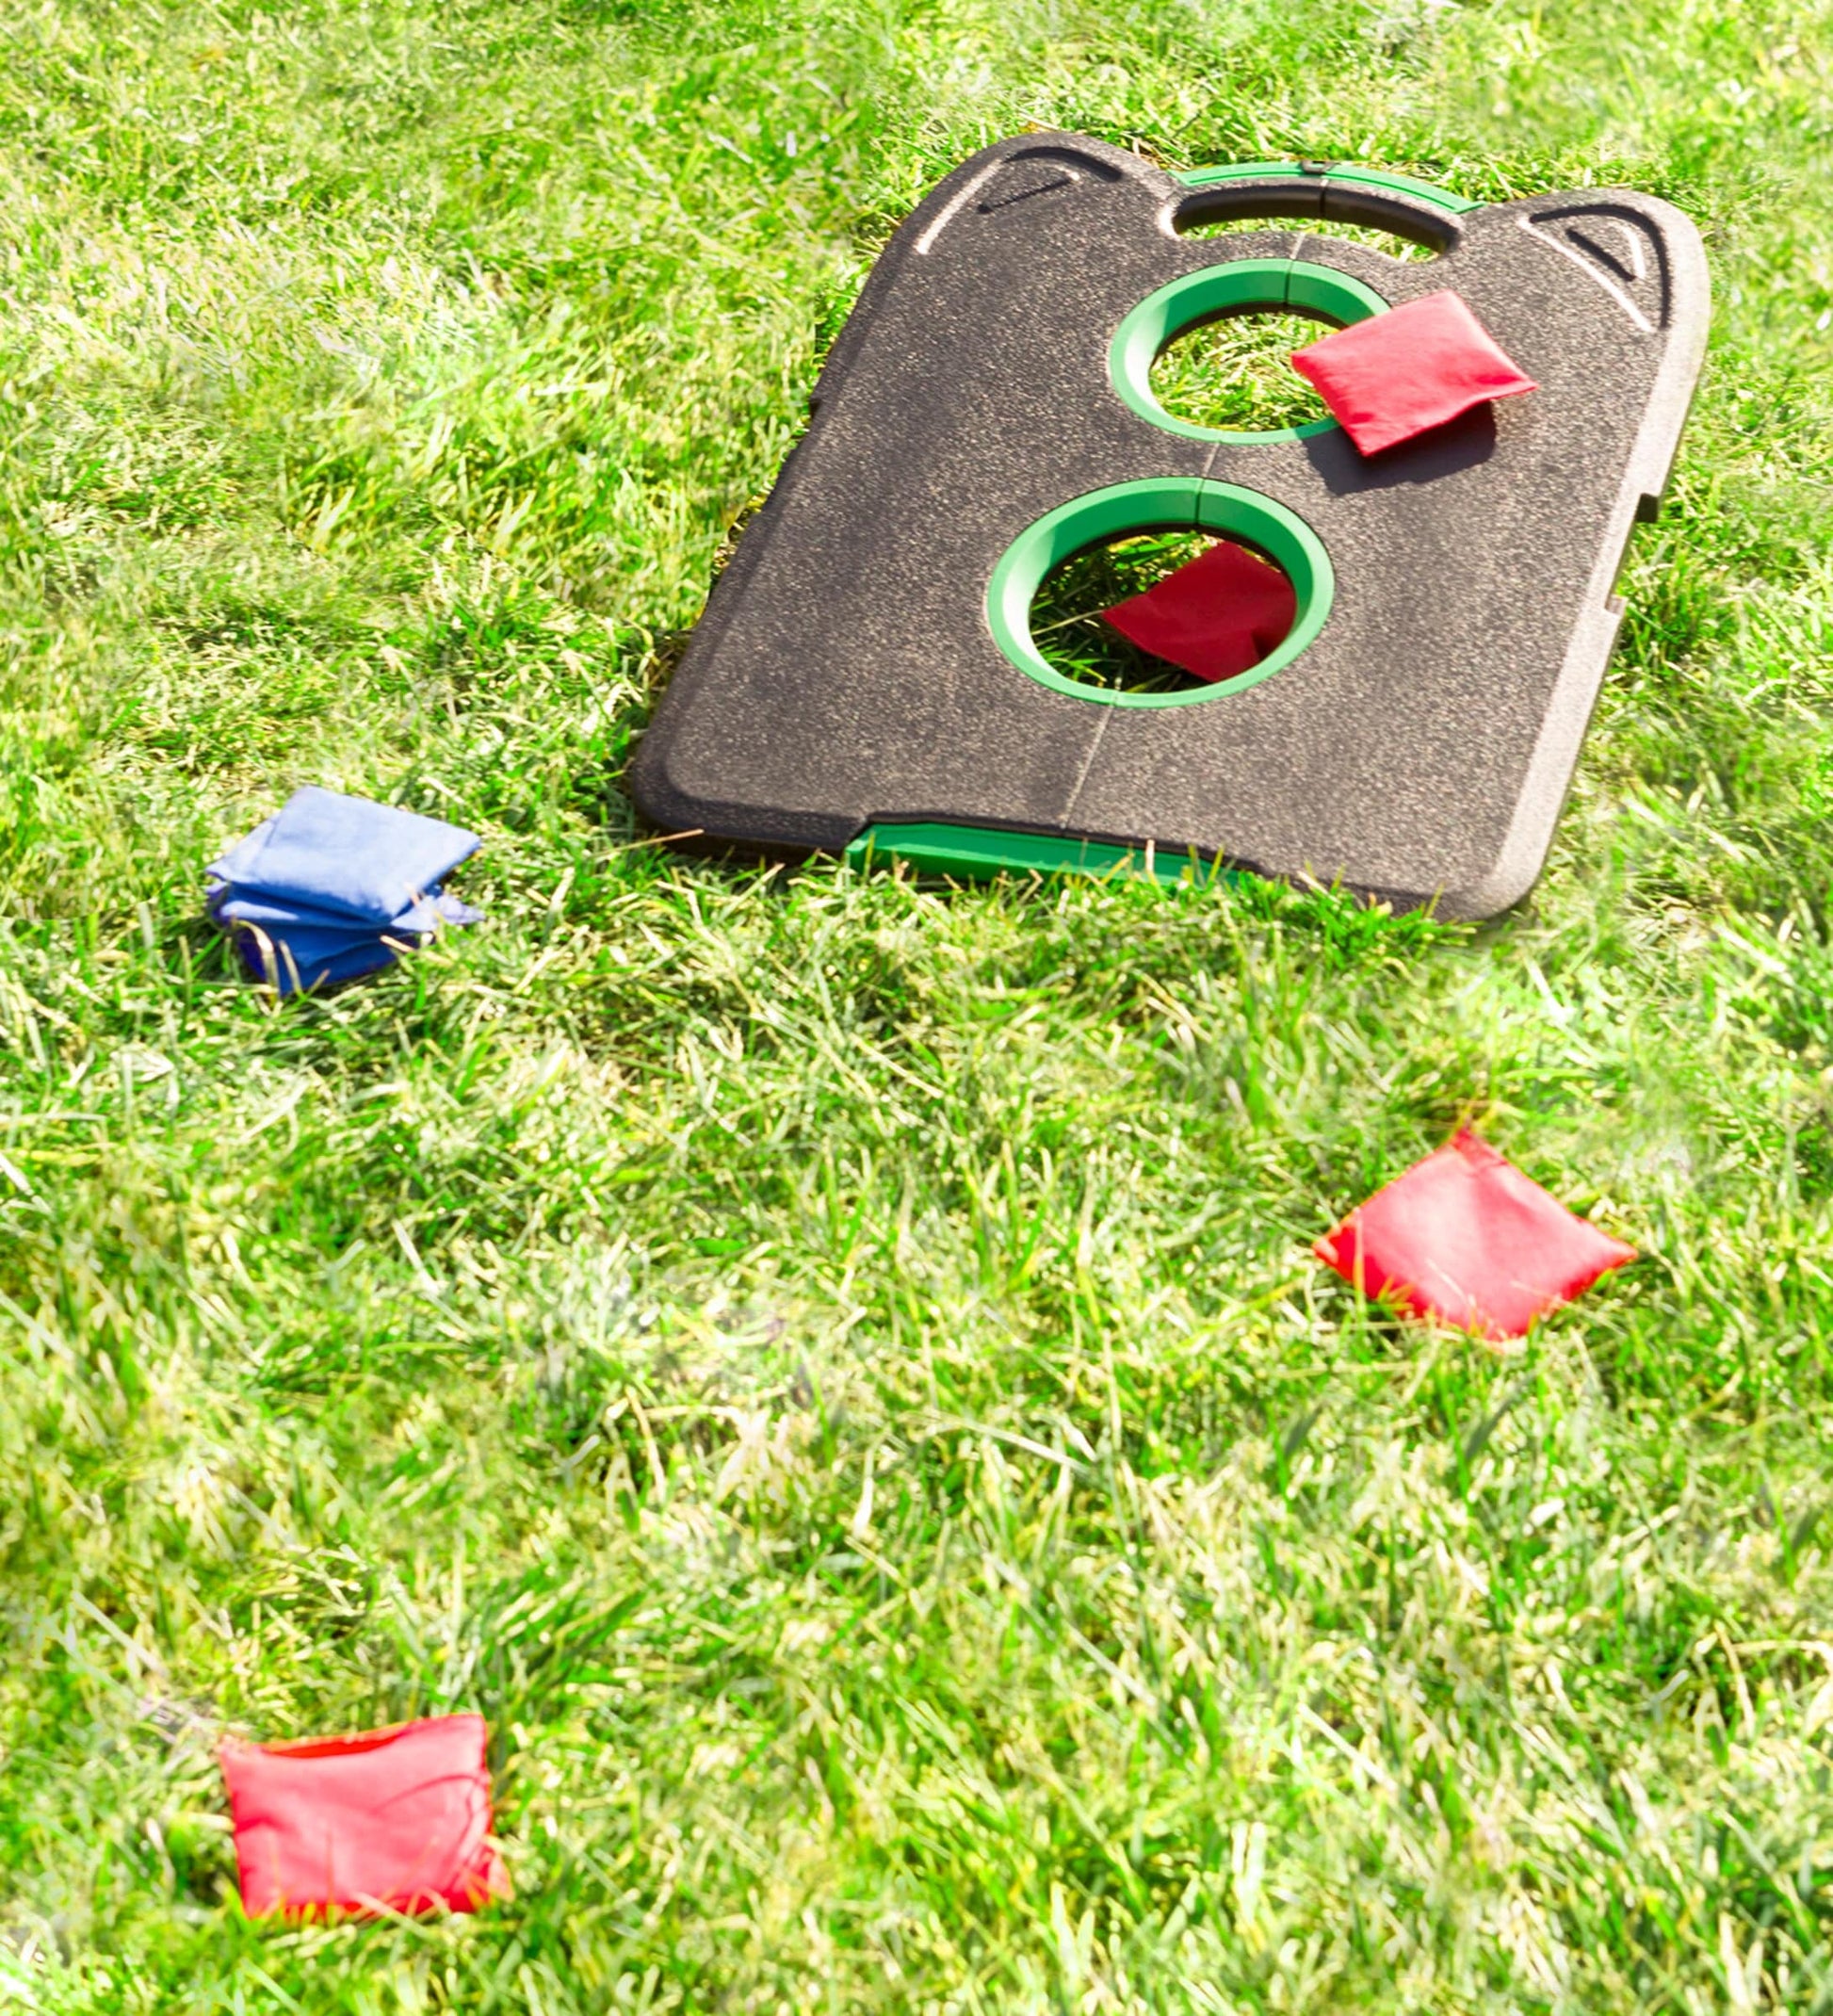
(629, 136, 1709, 917)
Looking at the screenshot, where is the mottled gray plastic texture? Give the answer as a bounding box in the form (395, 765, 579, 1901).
(630, 135, 1710, 917)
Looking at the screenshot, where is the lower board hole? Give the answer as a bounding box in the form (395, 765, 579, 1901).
(1029, 528, 1297, 696)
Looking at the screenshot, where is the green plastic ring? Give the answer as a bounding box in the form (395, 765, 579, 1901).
(985, 477, 1334, 709)
(1110, 258, 1388, 444)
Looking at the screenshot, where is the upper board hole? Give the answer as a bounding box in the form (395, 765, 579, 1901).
(1149, 310, 1333, 436)
(1109, 259, 1387, 445)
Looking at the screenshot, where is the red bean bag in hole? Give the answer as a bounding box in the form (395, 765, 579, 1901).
(1314, 1130, 1634, 1341)
(1099, 537, 1297, 683)
(1290, 292, 1536, 456)
(219, 1713, 509, 1919)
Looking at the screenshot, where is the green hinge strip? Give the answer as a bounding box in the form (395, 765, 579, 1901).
(844, 822, 1234, 888)
(1174, 159, 1480, 216)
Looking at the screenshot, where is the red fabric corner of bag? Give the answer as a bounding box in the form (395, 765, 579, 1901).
(1099, 537, 1296, 683)
(1313, 1130, 1635, 1341)
(219, 1713, 509, 1920)
(1290, 292, 1537, 456)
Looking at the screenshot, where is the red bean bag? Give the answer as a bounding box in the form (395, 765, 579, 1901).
(1290, 292, 1536, 456)
(1100, 537, 1296, 682)
(1314, 1130, 1634, 1341)
(219, 1714, 508, 1919)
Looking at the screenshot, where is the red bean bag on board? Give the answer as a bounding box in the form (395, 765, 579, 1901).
(1290, 291, 1536, 456)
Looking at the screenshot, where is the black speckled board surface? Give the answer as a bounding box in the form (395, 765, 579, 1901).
(629, 134, 1710, 917)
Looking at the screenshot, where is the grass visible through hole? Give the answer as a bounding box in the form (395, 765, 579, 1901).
(1178, 216, 1440, 262)
(1030, 530, 1216, 693)
(1150, 311, 1335, 433)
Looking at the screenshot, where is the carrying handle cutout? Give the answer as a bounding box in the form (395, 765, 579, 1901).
(1171, 165, 1468, 254)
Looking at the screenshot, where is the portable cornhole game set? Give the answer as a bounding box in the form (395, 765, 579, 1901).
(208, 787, 483, 994)
(1316, 1130, 1637, 1340)
(219, 1714, 507, 1918)
(632, 136, 1708, 916)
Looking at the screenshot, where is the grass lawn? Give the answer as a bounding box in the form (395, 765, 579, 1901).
(5, 0, 1833, 2007)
